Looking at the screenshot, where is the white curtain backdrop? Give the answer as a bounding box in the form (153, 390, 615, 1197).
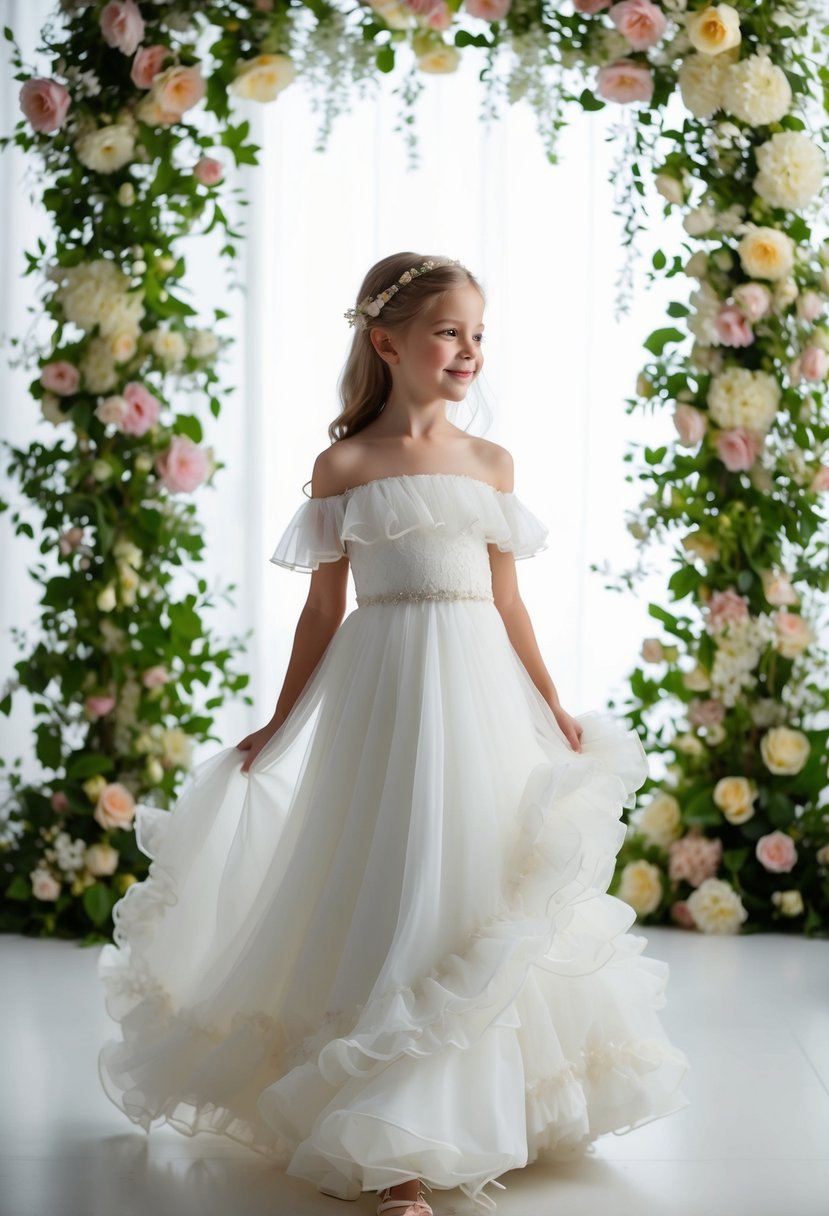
(1, 1, 680, 780)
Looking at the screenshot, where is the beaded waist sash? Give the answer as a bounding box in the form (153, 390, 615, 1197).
(356, 589, 495, 607)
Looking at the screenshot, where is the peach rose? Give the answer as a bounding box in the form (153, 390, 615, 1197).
(50, 791, 69, 813)
(715, 303, 754, 347)
(40, 360, 80, 395)
(732, 282, 772, 322)
(673, 403, 708, 446)
(194, 156, 224, 186)
(755, 830, 797, 874)
(800, 346, 829, 381)
(142, 665, 170, 688)
(93, 781, 137, 830)
(760, 569, 798, 607)
(596, 59, 654, 104)
(773, 610, 814, 658)
(155, 434, 210, 493)
(19, 77, 71, 133)
(796, 290, 824, 323)
(122, 381, 161, 436)
(707, 587, 748, 633)
(810, 465, 829, 492)
(715, 427, 763, 472)
(131, 44, 169, 89)
(426, 0, 454, 27)
(58, 526, 84, 555)
(609, 0, 667, 50)
(85, 842, 119, 877)
(138, 64, 206, 125)
(100, 0, 145, 56)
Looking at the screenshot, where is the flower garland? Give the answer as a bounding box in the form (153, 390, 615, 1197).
(1, 0, 828, 939)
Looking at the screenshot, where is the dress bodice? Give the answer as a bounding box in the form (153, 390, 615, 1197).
(269, 473, 549, 607)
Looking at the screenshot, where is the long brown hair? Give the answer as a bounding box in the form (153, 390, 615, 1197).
(329, 252, 486, 444)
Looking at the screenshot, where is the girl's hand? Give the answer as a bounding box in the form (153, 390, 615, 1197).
(236, 721, 280, 773)
(552, 703, 583, 753)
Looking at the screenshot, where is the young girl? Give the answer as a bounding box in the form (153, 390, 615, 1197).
(98, 252, 689, 1216)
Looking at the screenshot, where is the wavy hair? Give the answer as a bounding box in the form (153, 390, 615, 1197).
(328, 252, 488, 444)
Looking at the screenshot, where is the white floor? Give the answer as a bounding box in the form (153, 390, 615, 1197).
(2, 927, 828, 1216)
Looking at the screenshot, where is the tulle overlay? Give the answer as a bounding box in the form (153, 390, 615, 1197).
(98, 475, 689, 1212)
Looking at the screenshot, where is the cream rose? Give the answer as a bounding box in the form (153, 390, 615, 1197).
(760, 726, 810, 775)
(417, 46, 462, 73)
(617, 859, 663, 916)
(771, 889, 804, 917)
(686, 4, 741, 55)
(75, 123, 136, 173)
(30, 867, 61, 901)
(230, 53, 297, 99)
(737, 227, 795, 282)
(712, 775, 757, 825)
(687, 876, 747, 933)
(85, 842, 119, 877)
(636, 791, 683, 850)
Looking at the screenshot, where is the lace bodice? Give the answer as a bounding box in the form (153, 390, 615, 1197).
(269, 473, 549, 607)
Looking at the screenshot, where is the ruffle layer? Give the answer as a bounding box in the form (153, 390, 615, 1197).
(269, 473, 550, 571)
(98, 708, 688, 1212)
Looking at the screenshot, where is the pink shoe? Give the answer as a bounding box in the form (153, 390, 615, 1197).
(376, 1178, 433, 1216)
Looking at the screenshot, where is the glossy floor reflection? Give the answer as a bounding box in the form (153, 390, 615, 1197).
(3, 927, 828, 1216)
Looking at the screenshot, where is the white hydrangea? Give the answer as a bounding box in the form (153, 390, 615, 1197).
(79, 336, 118, 394)
(710, 614, 776, 706)
(678, 49, 737, 118)
(721, 52, 792, 125)
(707, 366, 781, 433)
(52, 259, 144, 337)
(52, 831, 88, 877)
(754, 131, 826, 211)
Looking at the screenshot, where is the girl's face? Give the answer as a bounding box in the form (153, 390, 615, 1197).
(376, 284, 485, 406)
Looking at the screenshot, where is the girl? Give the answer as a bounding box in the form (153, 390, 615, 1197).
(98, 252, 689, 1216)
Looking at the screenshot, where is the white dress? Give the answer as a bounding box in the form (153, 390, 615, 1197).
(97, 472, 689, 1212)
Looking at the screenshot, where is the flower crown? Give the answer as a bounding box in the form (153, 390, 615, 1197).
(344, 257, 461, 330)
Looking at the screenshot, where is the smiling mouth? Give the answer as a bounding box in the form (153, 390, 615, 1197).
(447, 370, 473, 376)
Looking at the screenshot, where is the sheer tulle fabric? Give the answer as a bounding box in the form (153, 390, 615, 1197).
(98, 475, 689, 1212)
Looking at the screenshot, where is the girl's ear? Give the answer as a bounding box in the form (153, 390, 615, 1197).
(370, 328, 399, 365)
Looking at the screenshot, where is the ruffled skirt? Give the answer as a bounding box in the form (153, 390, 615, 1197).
(97, 599, 689, 1211)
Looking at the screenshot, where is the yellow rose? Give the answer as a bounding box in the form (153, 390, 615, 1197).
(618, 859, 663, 917)
(230, 54, 297, 102)
(686, 4, 741, 55)
(713, 775, 757, 825)
(760, 726, 810, 775)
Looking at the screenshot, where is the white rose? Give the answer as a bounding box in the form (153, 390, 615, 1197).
(636, 792, 683, 850)
(229, 53, 297, 101)
(760, 726, 810, 775)
(655, 173, 684, 205)
(683, 205, 717, 236)
(417, 46, 462, 74)
(79, 336, 118, 394)
(161, 726, 193, 768)
(674, 732, 705, 757)
(737, 226, 795, 282)
(687, 876, 747, 933)
(190, 328, 219, 358)
(30, 867, 61, 901)
(95, 394, 129, 427)
(713, 775, 757, 825)
(618, 859, 663, 917)
(771, 889, 804, 917)
(75, 123, 135, 173)
(684, 251, 710, 279)
(85, 842, 119, 876)
(682, 663, 712, 691)
(151, 328, 187, 367)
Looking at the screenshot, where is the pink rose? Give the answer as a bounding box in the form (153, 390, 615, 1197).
(155, 435, 210, 493)
(426, 0, 454, 28)
(32, 870, 61, 900)
(796, 289, 824, 322)
(811, 464, 829, 492)
(464, 0, 512, 18)
(715, 303, 754, 347)
(688, 698, 725, 728)
(608, 0, 667, 50)
(755, 830, 798, 874)
(50, 791, 69, 814)
(193, 156, 224, 186)
(19, 77, 71, 133)
(131, 44, 169, 89)
(733, 282, 772, 322)
(58, 526, 85, 555)
(40, 360, 80, 395)
(596, 59, 654, 104)
(669, 831, 723, 888)
(121, 381, 161, 436)
(86, 695, 116, 718)
(799, 345, 829, 381)
(94, 781, 137, 831)
(142, 665, 170, 688)
(715, 426, 763, 472)
(707, 588, 749, 633)
(100, 0, 145, 56)
(670, 900, 696, 929)
(574, 0, 611, 12)
(254, 0, 275, 8)
(673, 403, 708, 447)
(774, 610, 813, 656)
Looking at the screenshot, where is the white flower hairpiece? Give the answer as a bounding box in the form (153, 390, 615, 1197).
(344, 257, 461, 330)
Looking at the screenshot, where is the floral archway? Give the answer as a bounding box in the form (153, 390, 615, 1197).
(1, 0, 828, 942)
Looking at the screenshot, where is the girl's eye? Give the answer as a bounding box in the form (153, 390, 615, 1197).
(441, 329, 485, 343)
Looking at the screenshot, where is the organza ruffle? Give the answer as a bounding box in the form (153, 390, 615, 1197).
(269, 473, 549, 571)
